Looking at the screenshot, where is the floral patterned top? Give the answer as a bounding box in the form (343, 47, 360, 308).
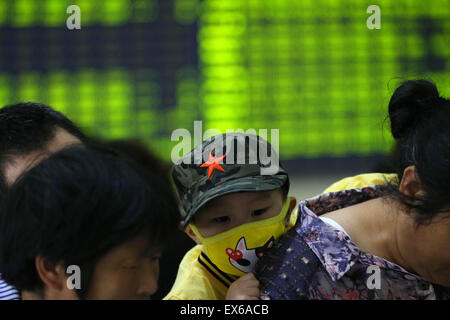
(256, 185, 450, 300)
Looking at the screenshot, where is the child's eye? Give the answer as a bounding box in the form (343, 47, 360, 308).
(252, 208, 267, 217)
(212, 216, 230, 223)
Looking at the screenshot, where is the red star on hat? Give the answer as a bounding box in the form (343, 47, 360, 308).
(200, 152, 226, 179)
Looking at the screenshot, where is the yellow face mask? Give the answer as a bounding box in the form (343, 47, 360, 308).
(189, 198, 291, 276)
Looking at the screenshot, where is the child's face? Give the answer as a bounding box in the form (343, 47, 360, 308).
(188, 189, 291, 239)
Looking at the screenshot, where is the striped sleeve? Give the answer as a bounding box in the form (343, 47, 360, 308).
(0, 274, 20, 300)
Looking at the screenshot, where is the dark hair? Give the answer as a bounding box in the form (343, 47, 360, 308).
(387, 79, 450, 225)
(104, 138, 171, 182)
(101, 138, 193, 300)
(0, 102, 86, 190)
(0, 146, 180, 299)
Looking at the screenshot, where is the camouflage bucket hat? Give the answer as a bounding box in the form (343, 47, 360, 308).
(171, 132, 289, 226)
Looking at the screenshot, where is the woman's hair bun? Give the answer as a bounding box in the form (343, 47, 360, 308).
(388, 79, 441, 140)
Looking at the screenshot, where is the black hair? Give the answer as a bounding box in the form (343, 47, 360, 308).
(0, 102, 86, 190)
(104, 138, 171, 182)
(0, 145, 180, 299)
(101, 138, 194, 300)
(386, 79, 450, 225)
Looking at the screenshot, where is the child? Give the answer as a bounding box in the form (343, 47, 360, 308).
(164, 132, 297, 300)
(165, 132, 397, 300)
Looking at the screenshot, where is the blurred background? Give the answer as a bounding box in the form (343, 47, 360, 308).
(0, 0, 448, 299)
(0, 0, 449, 198)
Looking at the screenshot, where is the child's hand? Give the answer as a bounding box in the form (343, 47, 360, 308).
(226, 272, 260, 300)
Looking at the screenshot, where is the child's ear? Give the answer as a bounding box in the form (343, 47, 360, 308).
(183, 224, 202, 245)
(284, 196, 297, 226)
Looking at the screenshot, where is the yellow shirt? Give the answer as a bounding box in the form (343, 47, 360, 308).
(163, 244, 229, 300)
(164, 211, 298, 300)
(164, 172, 398, 300)
(322, 172, 398, 193)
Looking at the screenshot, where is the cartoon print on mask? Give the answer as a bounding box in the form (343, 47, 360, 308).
(225, 236, 274, 273)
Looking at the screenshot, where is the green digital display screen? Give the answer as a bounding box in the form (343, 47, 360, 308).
(0, 0, 448, 162)
(197, 0, 449, 158)
(0, 0, 159, 26)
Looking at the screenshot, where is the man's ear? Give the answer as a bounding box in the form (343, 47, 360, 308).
(182, 223, 202, 245)
(399, 166, 425, 199)
(35, 256, 66, 292)
(284, 196, 297, 226)
(34, 257, 79, 300)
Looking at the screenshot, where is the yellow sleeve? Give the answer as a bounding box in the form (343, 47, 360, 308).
(163, 245, 225, 300)
(323, 173, 398, 193)
(288, 205, 298, 229)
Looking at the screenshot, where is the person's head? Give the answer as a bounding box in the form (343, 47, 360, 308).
(172, 133, 296, 275)
(0, 146, 180, 299)
(386, 79, 450, 286)
(0, 102, 85, 190)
